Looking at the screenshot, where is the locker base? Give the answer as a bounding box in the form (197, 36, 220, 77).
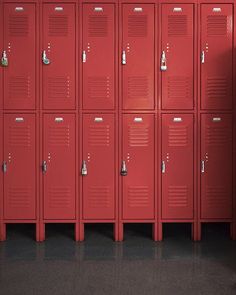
(39, 222, 78, 242)
(198, 221, 234, 240)
(0, 223, 6, 241)
(230, 222, 236, 240)
(118, 222, 157, 241)
(158, 222, 198, 241)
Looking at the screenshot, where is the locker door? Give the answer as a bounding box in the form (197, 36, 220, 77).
(3, 114, 36, 219)
(43, 114, 76, 219)
(3, 4, 36, 109)
(161, 4, 194, 110)
(201, 4, 233, 110)
(122, 4, 155, 110)
(82, 114, 115, 219)
(122, 114, 154, 219)
(161, 114, 194, 219)
(201, 114, 232, 219)
(42, 4, 76, 110)
(82, 4, 115, 110)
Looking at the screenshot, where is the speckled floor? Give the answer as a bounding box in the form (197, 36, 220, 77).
(0, 223, 236, 295)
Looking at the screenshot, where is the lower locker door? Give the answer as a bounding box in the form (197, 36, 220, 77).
(43, 114, 76, 219)
(161, 114, 194, 219)
(201, 114, 232, 219)
(4, 114, 36, 219)
(82, 114, 115, 219)
(122, 114, 155, 219)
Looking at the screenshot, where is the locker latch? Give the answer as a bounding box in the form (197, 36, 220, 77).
(160, 51, 167, 71)
(42, 161, 47, 174)
(122, 50, 126, 65)
(82, 51, 86, 63)
(201, 160, 205, 173)
(81, 160, 88, 176)
(161, 161, 166, 173)
(201, 51, 205, 64)
(120, 160, 127, 176)
(42, 50, 50, 65)
(2, 161, 7, 173)
(1, 51, 8, 67)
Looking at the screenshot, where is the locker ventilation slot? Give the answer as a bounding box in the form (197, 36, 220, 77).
(88, 16, 108, 37)
(48, 126, 70, 146)
(88, 186, 110, 208)
(48, 77, 70, 99)
(49, 15, 68, 36)
(207, 16, 228, 36)
(168, 126, 188, 147)
(9, 126, 31, 147)
(8, 187, 31, 208)
(49, 187, 71, 208)
(206, 78, 228, 101)
(206, 126, 231, 146)
(128, 186, 149, 207)
(168, 15, 188, 36)
(128, 125, 149, 147)
(9, 15, 29, 36)
(168, 186, 188, 207)
(88, 76, 110, 100)
(9, 76, 30, 100)
(128, 76, 149, 101)
(89, 125, 110, 146)
(205, 186, 229, 207)
(128, 15, 147, 37)
(168, 76, 191, 101)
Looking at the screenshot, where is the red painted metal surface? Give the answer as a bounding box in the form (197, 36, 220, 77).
(161, 114, 194, 219)
(42, 3, 76, 110)
(4, 114, 36, 219)
(200, 4, 233, 110)
(82, 114, 115, 219)
(82, 4, 115, 110)
(3, 3, 36, 110)
(122, 4, 155, 110)
(161, 4, 194, 110)
(122, 114, 155, 220)
(200, 114, 232, 219)
(43, 114, 76, 220)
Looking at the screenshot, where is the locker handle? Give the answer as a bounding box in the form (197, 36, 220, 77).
(81, 160, 88, 176)
(42, 161, 47, 174)
(161, 161, 166, 173)
(201, 160, 205, 173)
(201, 51, 205, 64)
(160, 51, 167, 71)
(1, 50, 8, 67)
(42, 50, 50, 65)
(120, 160, 128, 176)
(2, 161, 7, 173)
(82, 51, 86, 63)
(122, 50, 126, 65)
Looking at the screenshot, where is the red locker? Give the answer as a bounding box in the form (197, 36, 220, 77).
(43, 114, 76, 219)
(201, 114, 232, 219)
(42, 4, 76, 110)
(82, 4, 115, 110)
(3, 3, 36, 110)
(201, 4, 233, 110)
(122, 4, 155, 110)
(161, 4, 194, 110)
(82, 114, 115, 219)
(161, 114, 194, 219)
(3, 114, 36, 219)
(122, 114, 154, 219)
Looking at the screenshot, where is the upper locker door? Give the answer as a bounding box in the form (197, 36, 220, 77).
(122, 4, 155, 110)
(201, 114, 232, 219)
(161, 114, 194, 219)
(82, 114, 115, 219)
(201, 4, 233, 110)
(82, 4, 115, 110)
(3, 4, 36, 109)
(161, 4, 194, 110)
(4, 114, 36, 219)
(42, 4, 76, 110)
(43, 114, 76, 220)
(122, 114, 154, 219)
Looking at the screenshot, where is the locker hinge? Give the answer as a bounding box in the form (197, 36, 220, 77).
(120, 160, 127, 176)
(42, 161, 47, 174)
(160, 51, 167, 71)
(81, 160, 88, 176)
(1, 50, 8, 67)
(42, 50, 50, 65)
(122, 50, 126, 65)
(2, 161, 7, 173)
(161, 161, 166, 173)
(82, 51, 86, 63)
(201, 51, 205, 64)
(201, 160, 205, 173)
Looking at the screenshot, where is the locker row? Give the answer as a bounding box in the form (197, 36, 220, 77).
(0, 2, 234, 111)
(0, 113, 234, 241)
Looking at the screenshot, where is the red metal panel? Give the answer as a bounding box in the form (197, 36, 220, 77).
(43, 114, 76, 219)
(3, 3, 36, 110)
(122, 4, 155, 110)
(161, 4, 194, 110)
(201, 4, 233, 110)
(4, 114, 36, 219)
(82, 4, 115, 110)
(42, 4, 76, 110)
(201, 114, 232, 219)
(82, 114, 115, 219)
(161, 114, 194, 219)
(122, 114, 154, 219)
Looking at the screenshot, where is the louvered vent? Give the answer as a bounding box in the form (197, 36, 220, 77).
(89, 124, 110, 147)
(49, 187, 71, 208)
(88, 186, 110, 208)
(205, 186, 229, 207)
(128, 76, 149, 100)
(206, 77, 228, 101)
(207, 16, 228, 36)
(9, 76, 30, 100)
(168, 186, 188, 207)
(88, 76, 110, 100)
(48, 76, 70, 100)
(128, 15, 147, 37)
(8, 187, 31, 208)
(168, 15, 188, 36)
(49, 15, 68, 36)
(9, 126, 31, 147)
(48, 126, 70, 146)
(168, 76, 191, 101)
(128, 186, 149, 207)
(206, 125, 230, 146)
(88, 15, 108, 37)
(168, 126, 188, 147)
(9, 15, 29, 36)
(128, 124, 149, 147)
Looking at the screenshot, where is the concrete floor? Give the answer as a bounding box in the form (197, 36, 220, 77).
(0, 223, 236, 295)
